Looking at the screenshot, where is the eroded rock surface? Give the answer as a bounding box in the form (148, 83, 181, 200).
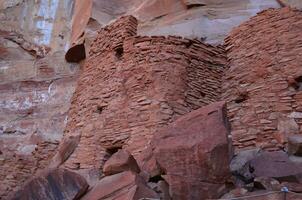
(0, 0, 79, 198)
(141, 101, 232, 199)
(103, 149, 140, 176)
(222, 7, 302, 151)
(10, 168, 88, 200)
(81, 171, 158, 200)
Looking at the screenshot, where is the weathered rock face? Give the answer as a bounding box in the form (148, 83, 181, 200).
(250, 151, 302, 183)
(2, 1, 301, 199)
(61, 16, 226, 179)
(141, 101, 232, 199)
(10, 168, 88, 200)
(231, 150, 302, 184)
(288, 135, 302, 156)
(279, 0, 302, 9)
(222, 7, 302, 151)
(85, 0, 281, 45)
(228, 148, 302, 200)
(0, 0, 74, 51)
(0, 0, 80, 198)
(81, 171, 158, 200)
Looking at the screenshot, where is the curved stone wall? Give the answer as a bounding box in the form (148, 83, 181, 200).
(62, 16, 226, 177)
(223, 7, 302, 151)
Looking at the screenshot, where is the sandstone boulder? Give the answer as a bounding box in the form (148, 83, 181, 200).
(141, 101, 232, 200)
(230, 148, 262, 183)
(11, 168, 88, 200)
(288, 135, 302, 156)
(81, 171, 158, 200)
(250, 151, 302, 183)
(103, 149, 140, 176)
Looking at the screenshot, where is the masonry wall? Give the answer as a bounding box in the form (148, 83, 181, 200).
(222, 7, 302, 151)
(62, 16, 226, 177)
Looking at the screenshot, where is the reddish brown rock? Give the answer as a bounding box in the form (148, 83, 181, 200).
(250, 151, 302, 183)
(66, 0, 92, 62)
(141, 101, 232, 200)
(62, 16, 226, 176)
(48, 135, 80, 169)
(103, 149, 140, 176)
(81, 171, 158, 200)
(10, 168, 88, 200)
(222, 7, 302, 151)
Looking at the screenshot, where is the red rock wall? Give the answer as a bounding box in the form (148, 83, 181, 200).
(0, 140, 58, 197)
(0, 55, 79, 199)
(62, 16, 226, 176)
(222, 8, 302, 152)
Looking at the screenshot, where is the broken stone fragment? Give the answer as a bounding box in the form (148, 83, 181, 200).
(288, 135, 302, 156)
(10, 168, 89, 200)
(48, 135, 81, 169)
(254, 177, 280, 191)
(103, 149, 140, 176)
(81, 171, 158, 200)
(230, 148, 261, 183)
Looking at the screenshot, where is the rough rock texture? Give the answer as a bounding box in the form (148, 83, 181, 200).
(89, 0, 281, 45)
(0, 0, 74, 51)
(48, 135, 81, 169)
(220, 189, 302, 200)
(141, 101, 232, 199)
(0, 0, 79, 198)
(1, 1, 299, 199)
(231, 150, 302, 185)
(250, 151, 302, 183)
(81, 171, 158, 200)
(65, 0, 92, 62)
(0, 69, 79, 198)
(278, 0, 302, 9)
(10, 168, 88, 200)
(61, 16, 226, 179)
(103, 149, 140, 176)
(222, 7, 302, 151)
(288, 135, 302, 156)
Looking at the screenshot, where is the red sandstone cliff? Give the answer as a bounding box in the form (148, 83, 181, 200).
(1, 1, 302, 200)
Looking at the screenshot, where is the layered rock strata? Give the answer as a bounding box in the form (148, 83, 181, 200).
(62, 16, 226, 179)
(222, 7, 302, 151)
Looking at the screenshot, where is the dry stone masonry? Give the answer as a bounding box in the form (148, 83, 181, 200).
(3, 5, 302, 200)
(223, 7, 302, 151)
(62, 16, 226, 177)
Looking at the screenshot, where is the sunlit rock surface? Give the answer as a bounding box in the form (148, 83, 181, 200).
(88, 0, 281, 44)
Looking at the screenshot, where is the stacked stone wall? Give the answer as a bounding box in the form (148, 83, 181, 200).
(222, 7, 302, 151)
(62, 16, 226, 175)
